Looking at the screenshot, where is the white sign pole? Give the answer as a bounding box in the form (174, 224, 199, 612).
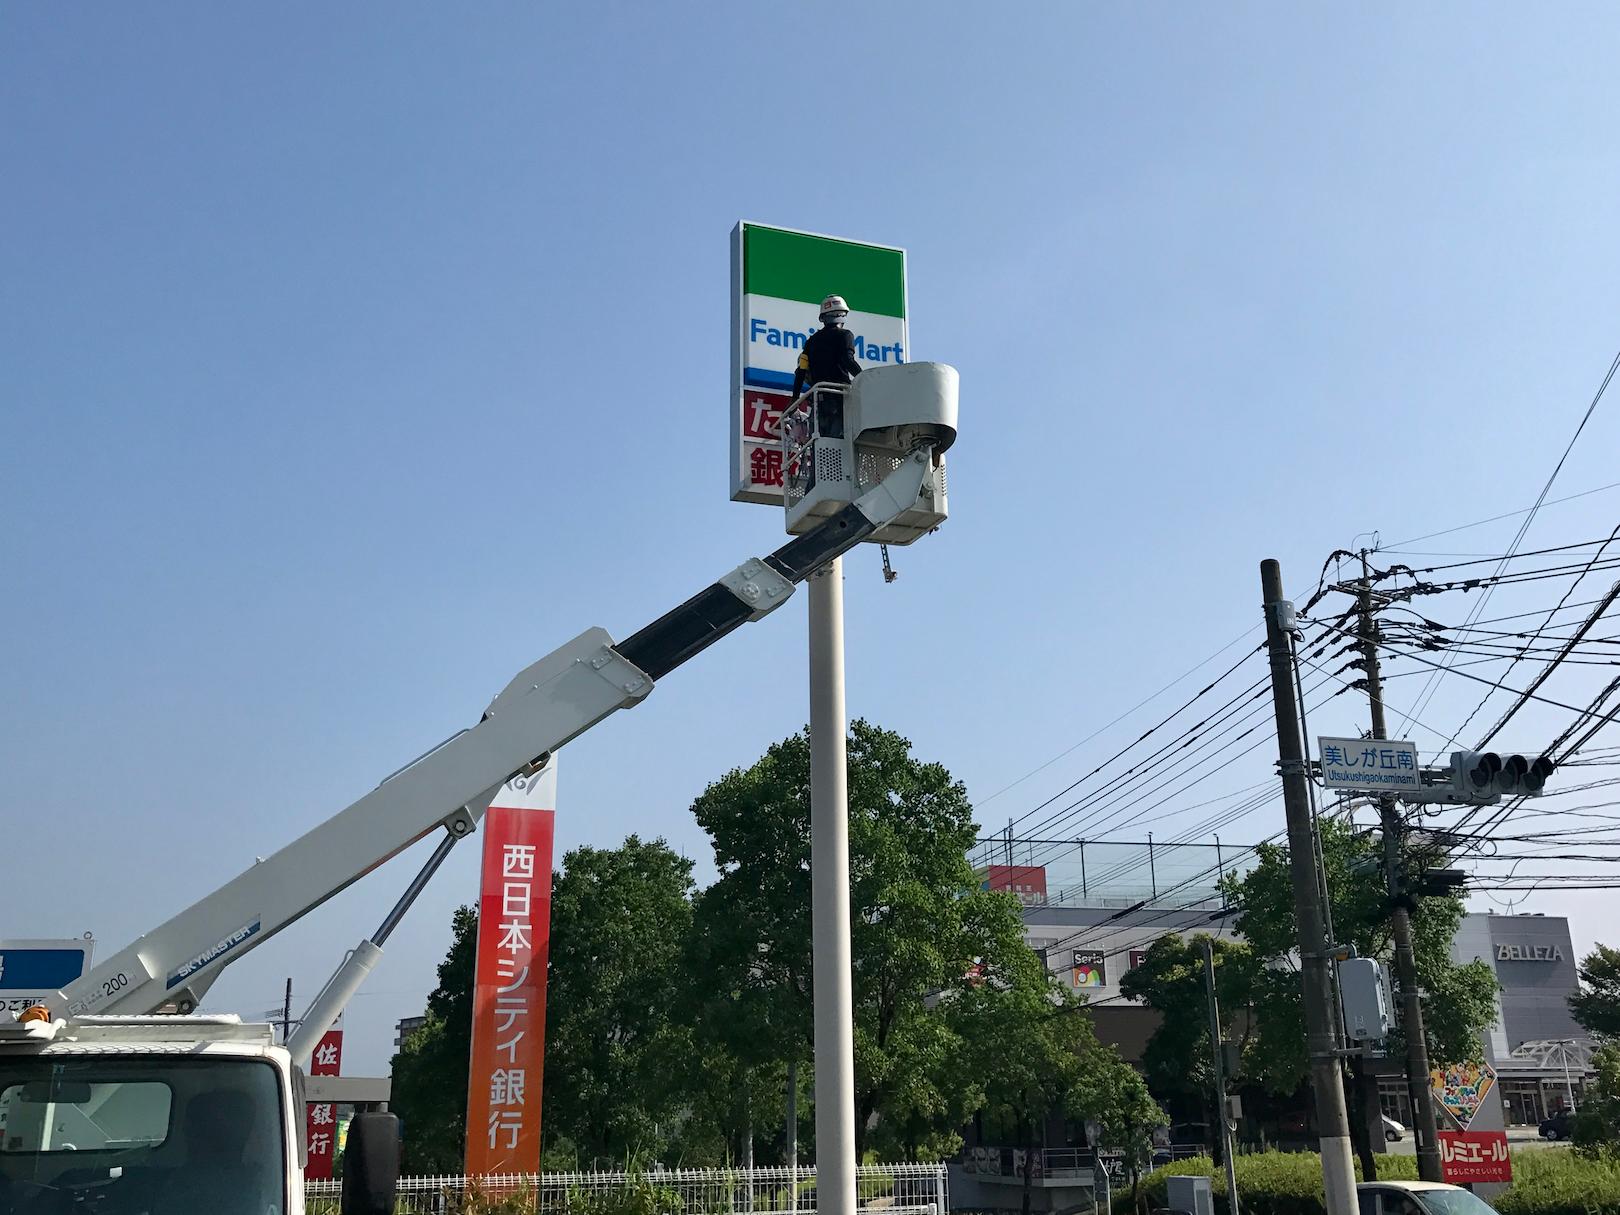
(809, 559, 858, 1215)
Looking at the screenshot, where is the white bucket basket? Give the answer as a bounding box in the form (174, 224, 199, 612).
(783, 361, 957, 545)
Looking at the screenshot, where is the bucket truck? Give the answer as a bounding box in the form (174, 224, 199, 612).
(0, 363, 956, 1215)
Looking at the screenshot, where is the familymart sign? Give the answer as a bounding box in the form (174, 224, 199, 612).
(729, 223, 908, 504)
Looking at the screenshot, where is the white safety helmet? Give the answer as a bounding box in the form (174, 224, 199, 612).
(819, 294, 850, 322)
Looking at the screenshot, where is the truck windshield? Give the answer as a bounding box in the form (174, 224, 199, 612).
(0, 1055, 286, 1215)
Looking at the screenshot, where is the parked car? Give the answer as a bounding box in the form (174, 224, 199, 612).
(1540, 1107, 1576, 1140)
(1359, 1181, 1499, 1215)
(1382, 1115, 1406, 1143)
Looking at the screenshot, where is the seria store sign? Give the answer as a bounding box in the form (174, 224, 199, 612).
(730, 223, 907, 504)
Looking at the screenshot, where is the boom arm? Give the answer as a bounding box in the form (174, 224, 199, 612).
(51, 452, 934, 1022)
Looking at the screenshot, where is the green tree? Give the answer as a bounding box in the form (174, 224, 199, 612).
(1573, 1042, 1620, 1154)
(390, 905, 477, 1173)
(391, 838, 697, 1171)
(956, 939, 1164, 1215)
(1571, 944, 1620, 1039)
(680, 729, 815, 1165)
(543, 836, 696, 1165)
(1118, 934, 1261, 1159)
(1226, 818, 1498, 1080)
(1092, 1072, 1167, 1215)
(687, 720, 1031, 1160)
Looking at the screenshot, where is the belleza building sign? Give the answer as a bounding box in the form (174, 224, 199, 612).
(1496, 943, 1565, 962)
(730, 223, 907, 504)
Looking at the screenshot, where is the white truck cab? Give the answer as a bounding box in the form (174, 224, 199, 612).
(0, 1011, 397, 1215)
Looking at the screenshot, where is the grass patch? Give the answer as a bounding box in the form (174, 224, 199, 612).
(1128, 1148, 1620, 1215)
(1495, 1148, 1620, 1215)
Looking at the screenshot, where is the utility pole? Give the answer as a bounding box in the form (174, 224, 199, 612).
(1356, 554, 1443, 1183)
(809, 560, 857, 1215)
(1202, 939, 1240, 1215)
(1260, 559, 1357, 1215)
(786, 1057, 799, 1215)
(281, 978, 293, 1044)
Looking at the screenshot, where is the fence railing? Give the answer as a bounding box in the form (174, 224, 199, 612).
(959, 1145, 1202, 1184)
(305, 1163, 948, 1215)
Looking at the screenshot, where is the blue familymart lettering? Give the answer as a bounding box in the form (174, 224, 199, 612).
(748, 318, 905, 365)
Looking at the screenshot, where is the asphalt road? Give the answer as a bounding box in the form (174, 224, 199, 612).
(1381, 1125, 1563, 1156)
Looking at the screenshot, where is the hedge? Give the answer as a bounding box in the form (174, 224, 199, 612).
(1131, 1151, 1415, 1215)
(1494, 1148, 1620, 1215)
(1129, 1148, 1620, 1215)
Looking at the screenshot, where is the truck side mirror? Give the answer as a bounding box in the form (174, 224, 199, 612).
(341, 1112, 400, 1215)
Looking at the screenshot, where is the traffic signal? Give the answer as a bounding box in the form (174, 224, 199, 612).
(1391, 866, 1466, 913)
(1414, 868, 1467, 896)
(1450, 751, 1556, 797)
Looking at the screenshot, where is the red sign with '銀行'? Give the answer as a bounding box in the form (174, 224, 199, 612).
(464, 769, 556, 1177)
(303, 1029, 344, 1180)
(1438, 1131, 1511, 1184)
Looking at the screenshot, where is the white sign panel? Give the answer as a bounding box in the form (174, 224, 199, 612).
(730, 223, 908, 505)
(1318, 736, 1421, 792)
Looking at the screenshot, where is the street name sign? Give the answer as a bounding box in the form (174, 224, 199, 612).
(1317, 736, 1421, 793)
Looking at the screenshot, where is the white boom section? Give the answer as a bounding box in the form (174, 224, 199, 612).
(56, 628, 650, 1019)
(47, 374, 955, 1025)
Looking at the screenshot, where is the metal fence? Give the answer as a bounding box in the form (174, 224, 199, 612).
(305, 1163, 948, 1215)
(960, 1145, 1201, 1185)
(971, 838, 1259, 908)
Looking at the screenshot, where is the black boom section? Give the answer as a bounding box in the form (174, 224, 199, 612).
(616, 583, 758, 681)
(761, 504, 875, 582)
(615, 503, 876, 681)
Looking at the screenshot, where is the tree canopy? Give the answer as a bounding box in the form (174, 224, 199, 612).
(1571, 944, 1620, 1039)
(959, 929, 1164, 1214)
(688, 720, 1042, 1160)
(390, 905, 477, 1173)
(1224, 815, 1498, 1085)
(392, 721, 1153, 1169)
(542, 835, 696, 1164)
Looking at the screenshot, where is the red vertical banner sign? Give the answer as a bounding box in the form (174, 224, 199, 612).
(465, 764, 556, 1177)
(303, 1028, 344, 1180)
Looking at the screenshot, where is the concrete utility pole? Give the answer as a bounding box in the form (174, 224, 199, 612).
(1260, 559, 1357, 1215)
(1202, 939, 1240, 1215)
(1356, 555, 1443, 1183)
(786, 1058, 799, 1215)
(809, 560, 858, 1215)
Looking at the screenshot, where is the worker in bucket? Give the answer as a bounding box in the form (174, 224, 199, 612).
(791, 293, 863, 438)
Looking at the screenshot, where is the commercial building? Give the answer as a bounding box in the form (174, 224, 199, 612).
(1372, 911, 1592, 1129)
(979, 840, 1250, 1026)
(953, 845, 1251, 1211)
(393, 1014, 426, 1050)
(1451, 912, 1592, 1125)
(979, 852, 1600, 1150)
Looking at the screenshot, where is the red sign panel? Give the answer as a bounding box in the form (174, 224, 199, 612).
(1438, 1131, 1511, 1184)
(465, 778, 556, 1177)
(982, 864, 1048, 905)
(303, 1029, 343, 1180)
(742, 388, 792, 490)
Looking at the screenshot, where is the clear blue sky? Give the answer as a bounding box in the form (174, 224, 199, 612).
(6, 6, 1620, 1075)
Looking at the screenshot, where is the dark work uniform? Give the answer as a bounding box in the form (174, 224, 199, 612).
(791, 324, 863, 437)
